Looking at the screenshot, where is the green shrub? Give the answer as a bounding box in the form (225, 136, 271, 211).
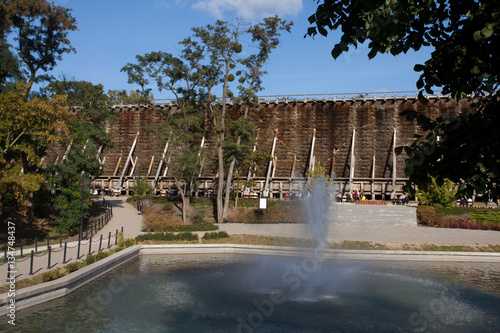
(86, 254, 96, 265)
(135, 232, 198, 242)
(96, 251, 109, 260)
(203, 231, 229, 240)
(470, 210, 500, 224)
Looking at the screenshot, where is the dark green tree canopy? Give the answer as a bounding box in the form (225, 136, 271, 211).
(307, 0, 499, 200)
(0, 0, 77, 93)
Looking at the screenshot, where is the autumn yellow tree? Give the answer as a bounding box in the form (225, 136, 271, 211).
(0, 82, 69, 213)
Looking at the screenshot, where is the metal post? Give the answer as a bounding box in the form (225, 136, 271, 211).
(99, 234, 103, 252)
(77, 237, 81, 259)
(63, 242, 67, 264)
(80, 171, 85, 241)
(47, 236, 49, 251)
(121, 226, 123, 234)
(60, 231, 63, 248)
(6, 259, 11, 282)
(3, 242, 6, 263)
(35, 236, 38, 254)
(47, 246, 51, 269)
(20, 239, 24, 258)
(88, 236, 92, 255)
(107, 232, 111, 248)
(115, 229, 118, 245)
(29, 251, 34, 275)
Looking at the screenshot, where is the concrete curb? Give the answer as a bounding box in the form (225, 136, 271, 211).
(0, 245, 140, 316)
(2, 244, 500, 315)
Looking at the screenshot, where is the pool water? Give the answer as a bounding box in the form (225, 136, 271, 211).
(3, 254, 500, 332)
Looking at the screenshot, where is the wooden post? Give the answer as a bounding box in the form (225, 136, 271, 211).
(119, 131, 139, 187)
(147, 155, 155, 177)
(349, 129, 356, 194)
(392, 127, 397, 198)
(263, 129, 278, 197)
(247, 130, 260, 181)
(290, 155, 296, 178)
(129, 156, 138, 177)
(309, 129, 316, 172)
(153, 140, 170, 189)
(371, 155, 376, 199)
(113, 157, 121, 177)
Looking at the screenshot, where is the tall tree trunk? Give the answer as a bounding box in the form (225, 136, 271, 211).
(175, 179, 189, 224)
(223, 107, 248, 219)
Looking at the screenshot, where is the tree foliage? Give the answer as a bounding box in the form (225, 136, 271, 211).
(122, 16, 292, 222)
(307, 0, 500, 200)
(415, 175, 457, 208)
(0, 82, 69, 212)
(43, 79, 114, 233)
(0, 0, 77, 94)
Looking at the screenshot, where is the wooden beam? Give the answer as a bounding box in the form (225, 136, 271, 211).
(308, 128, 316, 171)
(263, 129, 278, 197)
(147, 155, 155, 177)
(392, 127, 397, 197)
(349, 129, 356, 194)
(129, 156, 138, 177)
(113, 157, 121, 177)
(247, 130, 260, 181)
(153, 140, 170, 189)
(119, 132, 139, 187)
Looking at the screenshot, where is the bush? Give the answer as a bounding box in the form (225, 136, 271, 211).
(203, 231, 229, 240)
(416, 206, 439, 226)
(135, 232, 198, 242)
(86, 254, 96, 265)
(96, 251, 109, 260)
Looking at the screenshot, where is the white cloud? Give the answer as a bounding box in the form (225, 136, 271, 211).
(192, 0, 303, 19)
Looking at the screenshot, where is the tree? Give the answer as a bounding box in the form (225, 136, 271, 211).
(0, 82, 69, 213)
(1, 0, 77, 94)
(122, 16, 292, 222)
(307, 0, 500, 200)
(43, 79, 114, 233)
(416, 175, 457, 207)
(122, 49, 207, 223)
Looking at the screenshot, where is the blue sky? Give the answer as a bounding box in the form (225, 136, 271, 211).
(50, 0, 432, 99)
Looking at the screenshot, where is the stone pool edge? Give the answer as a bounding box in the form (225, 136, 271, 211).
(2, 244, 500, 315)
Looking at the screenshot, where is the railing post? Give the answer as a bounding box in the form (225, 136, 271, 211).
(108, 232, 111, 248)
(47, 236, 50, 251)
(88, 236, 92, 255)
(60, 231, 63, 248)
(3, 242, 7, 263)
(20, 239, 24, 258)
(77, 237, 81, 259)
(29, 251, 34, 275)
(63, 242, 67, 264)
(35, 236, 38, 254)
(115, 229, 118, 245)
(99, 234, 103, 252)
(6, 259, 11, 282)
(47, 246, 51, 269)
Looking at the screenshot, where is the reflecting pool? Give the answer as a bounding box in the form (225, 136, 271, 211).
(2, 254, 500, 332)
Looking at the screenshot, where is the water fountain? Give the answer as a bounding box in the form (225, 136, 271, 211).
(1, 179, 500, 332)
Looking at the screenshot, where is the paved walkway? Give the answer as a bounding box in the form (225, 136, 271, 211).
(2, 199, 500, 284)
(0, 197, 143, 283)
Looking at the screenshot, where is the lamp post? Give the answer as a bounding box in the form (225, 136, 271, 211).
(79, 171, 85, 241)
